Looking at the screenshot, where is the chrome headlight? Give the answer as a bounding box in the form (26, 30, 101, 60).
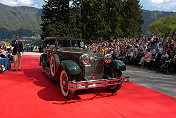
(104, 54, 112, 63)
(80, 54, 90, 65)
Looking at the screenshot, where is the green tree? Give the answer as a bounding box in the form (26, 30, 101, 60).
(41, 0, 144, 43)
(82, 0, 105, 43)
(82, 0, 123, 43)
(122, 0, 144, 37)
(149, 14, 176, 35)
(104, 0, 123, 39)
(70, 0, 82, 38)
(41, 0, 70, 39)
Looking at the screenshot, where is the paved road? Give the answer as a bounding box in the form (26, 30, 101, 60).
(123, 65, 176, 98)
(23, 52, 176, 98)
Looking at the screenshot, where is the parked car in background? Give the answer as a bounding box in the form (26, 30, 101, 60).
(40, 37, 129, 98)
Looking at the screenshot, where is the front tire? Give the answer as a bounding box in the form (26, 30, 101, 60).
(107, 70, 122, 92)
(60, 70, 75, 98)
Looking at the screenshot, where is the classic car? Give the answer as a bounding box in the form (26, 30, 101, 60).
(40, 37, 129, 98)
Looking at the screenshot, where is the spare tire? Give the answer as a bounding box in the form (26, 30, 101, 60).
(50, 54, 60, 78)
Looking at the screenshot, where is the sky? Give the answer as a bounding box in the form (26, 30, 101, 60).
(0, 0, 176, 12)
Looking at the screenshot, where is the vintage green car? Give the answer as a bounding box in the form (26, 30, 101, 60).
(40, 37, 129, 98)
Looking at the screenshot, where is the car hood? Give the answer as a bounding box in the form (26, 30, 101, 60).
(60, 47, 104, 63)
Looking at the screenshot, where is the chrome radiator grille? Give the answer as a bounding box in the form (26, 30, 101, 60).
(84, 54, 104, 80)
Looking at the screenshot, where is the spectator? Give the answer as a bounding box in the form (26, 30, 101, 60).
(0, 49, 6, 58)
(158, 44, 163, 52)
(86, 35, 175, 74)
(150, 46, 156, 56)
(124, 49, 133, 64)
(0, 44, 6, 58)
(139, 49, 152, 67)
(167, 51, 175, 74)
(134, 49, 144, 65)
(153, 49, 162, 69)
(156, 51, 169, 73)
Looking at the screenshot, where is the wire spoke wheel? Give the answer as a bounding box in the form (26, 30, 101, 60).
(107, 70, 122, 92)
(60, 70, 75, 98)
(50, 56, 56, 77)
(62, 73, 68, 93)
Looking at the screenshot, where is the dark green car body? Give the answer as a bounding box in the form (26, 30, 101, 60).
(40, 37, 129, 98)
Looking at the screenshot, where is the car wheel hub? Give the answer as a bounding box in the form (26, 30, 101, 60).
(62, 74, 68, 93)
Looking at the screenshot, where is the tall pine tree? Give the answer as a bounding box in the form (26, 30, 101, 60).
(82, 0, 123, 43)
(122, 0, 143, 38)
(41, 0, 70, 39)
(82, 0, 106, 43)
(41, 0, 144, 42)
(70, 0, 82, 38)
(104, 0, 123, 39)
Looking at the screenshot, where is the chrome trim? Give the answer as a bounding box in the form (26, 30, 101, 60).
(68, 76, 129, 90)
(85, 65, 91, 67)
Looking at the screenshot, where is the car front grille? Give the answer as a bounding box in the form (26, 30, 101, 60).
(84, 54, 104, 80)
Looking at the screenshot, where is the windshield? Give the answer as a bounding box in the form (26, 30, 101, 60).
(71, 40, 85, 48)
(62, 40, 71, 47)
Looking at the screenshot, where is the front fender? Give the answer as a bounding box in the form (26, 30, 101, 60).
(61, 60, 82, 75)
(109, 59, 126, 71)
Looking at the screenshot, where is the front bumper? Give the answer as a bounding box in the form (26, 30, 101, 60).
(69, 76, 129, 90)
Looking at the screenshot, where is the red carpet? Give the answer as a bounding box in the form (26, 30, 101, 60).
(0, 55, 176, 118)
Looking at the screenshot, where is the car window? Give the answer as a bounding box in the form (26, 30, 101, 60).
(63, 40, 71, 47)
(71, 40, 85, 48)
(50, 39, 56, 45)
(80, 41, 85, 48)
(57, 39, 62, 48)
(43, 40, 49, 48)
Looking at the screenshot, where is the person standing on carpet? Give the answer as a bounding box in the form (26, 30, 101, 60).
(11, 35, 23, 71)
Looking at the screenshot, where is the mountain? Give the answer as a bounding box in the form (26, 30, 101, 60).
(141, 10, 176, 35)
(0, 3, 175, 39)
(0, 3, 42, 39)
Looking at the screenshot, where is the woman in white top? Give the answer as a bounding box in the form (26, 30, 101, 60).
(161, 50, 169, 59)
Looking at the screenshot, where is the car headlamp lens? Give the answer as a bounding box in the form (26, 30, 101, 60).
(104, 54, 112, 63)
(80, 54, 90, 65)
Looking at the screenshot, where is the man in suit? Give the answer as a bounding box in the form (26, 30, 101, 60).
(153, 49, 162, 72)
(11, 35, 23, 71)
(153, 49, 162, 61)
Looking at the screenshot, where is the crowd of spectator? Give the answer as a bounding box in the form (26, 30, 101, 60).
(86, 35, 176, 74)
(0, 42, 13, 61)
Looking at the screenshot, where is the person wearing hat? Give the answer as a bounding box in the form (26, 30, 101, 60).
(11, 35, 23, 71)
